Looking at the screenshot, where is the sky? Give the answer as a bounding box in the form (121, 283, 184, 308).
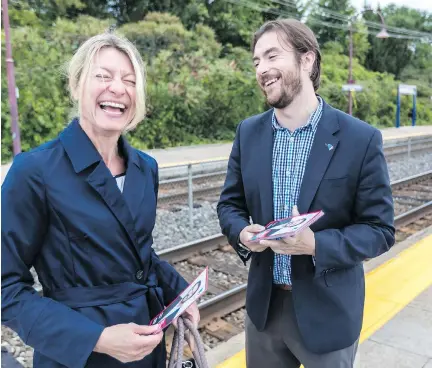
(351, 0, 432, 12)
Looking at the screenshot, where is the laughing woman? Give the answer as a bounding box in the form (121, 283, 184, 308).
(1, 33, 199, 368)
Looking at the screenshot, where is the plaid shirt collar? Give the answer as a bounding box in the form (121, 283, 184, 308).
(272, 96, 323, 133)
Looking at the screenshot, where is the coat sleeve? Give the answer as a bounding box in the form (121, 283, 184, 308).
(217, 122, 251, 263)
(313, 130, 395, 276)
(1, 154, 104, 368)
(150, 158, 189, 305)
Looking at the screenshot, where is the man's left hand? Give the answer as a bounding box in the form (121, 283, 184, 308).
(259, 206, 316, 256)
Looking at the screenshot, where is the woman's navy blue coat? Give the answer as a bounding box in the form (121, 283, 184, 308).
(1, 120, 188, 367)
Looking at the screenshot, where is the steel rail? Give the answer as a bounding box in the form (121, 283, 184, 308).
(34, 171, 432, 312)
(196, 200, 432, 324)
(197, 284, 247, 327)
(158, 171, 432, 262)
(157, 234, 227, 264)
(159, 169, 432, 206)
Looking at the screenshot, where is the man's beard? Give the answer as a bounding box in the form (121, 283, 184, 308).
(262, 69, 302, 109)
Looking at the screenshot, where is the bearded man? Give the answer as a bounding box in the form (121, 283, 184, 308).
(217, 19, 395, 368)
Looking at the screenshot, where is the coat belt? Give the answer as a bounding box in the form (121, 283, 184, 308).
(44, 272, 164, 318)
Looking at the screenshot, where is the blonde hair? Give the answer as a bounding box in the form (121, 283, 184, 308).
(66, 32, 146, 132)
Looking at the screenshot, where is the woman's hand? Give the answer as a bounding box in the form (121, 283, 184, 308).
(173, 302, 200, 352)
(94, 323, 163, 363)
(183, 302, 200, 328)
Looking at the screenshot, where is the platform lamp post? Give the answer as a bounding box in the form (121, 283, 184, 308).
(2, 0, 22, 156)
(347, 8, 389, 115)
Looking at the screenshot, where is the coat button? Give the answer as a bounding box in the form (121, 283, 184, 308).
(136, 270, 144, 280)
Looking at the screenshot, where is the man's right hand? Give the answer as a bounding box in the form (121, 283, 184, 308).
(93, 323, 163, 363)
(239, 224, 268, 252)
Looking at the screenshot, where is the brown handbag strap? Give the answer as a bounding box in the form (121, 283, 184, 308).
(168, 317, 209, 368)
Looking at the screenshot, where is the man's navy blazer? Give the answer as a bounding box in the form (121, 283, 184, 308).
(217, 99, 395, 354)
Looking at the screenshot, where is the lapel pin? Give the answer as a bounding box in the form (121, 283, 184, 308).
(325, 143, 334, 151)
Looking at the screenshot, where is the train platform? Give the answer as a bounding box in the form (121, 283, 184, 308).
(1, 125, 431, 183)
(206, 226, 432, 368)
(148, 125, 432, 168)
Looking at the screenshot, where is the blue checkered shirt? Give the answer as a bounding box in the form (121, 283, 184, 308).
(272, 97, 323, 285)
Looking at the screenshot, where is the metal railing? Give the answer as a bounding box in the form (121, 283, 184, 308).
(157, 137, 432, 226)
(158, 160, 228, 227)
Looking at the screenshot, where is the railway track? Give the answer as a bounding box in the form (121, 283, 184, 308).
(32, 170, 432, 317)
(158, 172, 226, 207)
(161, 170, 432, 350)
(161, 170, 432, 262)
(32, 171, 432, 324)
(157, 137, 432, 207)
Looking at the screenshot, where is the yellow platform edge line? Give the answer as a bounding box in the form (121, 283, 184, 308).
(216, 234, 432, 368)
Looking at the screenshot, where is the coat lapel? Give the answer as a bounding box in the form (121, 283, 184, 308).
(120, 138, 148, 229)
(298, 102, 340, 213)
(60, 120, 140, 255)
(256, 110, 275, 224)
(86, 162, 139, 248)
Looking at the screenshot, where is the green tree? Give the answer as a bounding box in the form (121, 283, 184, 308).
(346, 20, 370, 65)
(8, 1, 42, 27)
(319, 41, 431, 127)
(2, 4, 431, 163)
(308, 0, 355, 45)
(1, 16, 111, 162)
(307, 1, 369, 68)
(9, 0, 87, 24)
(401, 43, 432, 89)
(119, 13, 263, 149)
(203, 0, 303, 49)
(204, 0, 266, 48)
(364, 5, 432, 79)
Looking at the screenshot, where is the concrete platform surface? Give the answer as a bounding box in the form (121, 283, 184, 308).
(148, 125, 432, 168)
(358, 285, 432, 368)
(1, 351, 23, 368)
(1, 125, 432, 183)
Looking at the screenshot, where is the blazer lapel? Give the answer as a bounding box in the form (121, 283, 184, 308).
(256, 110, 275, 225)
(298, 102, 340, 213)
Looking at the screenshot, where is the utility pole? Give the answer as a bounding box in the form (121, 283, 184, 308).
(348, 25, 354, 116)
(346, 8, 389, 115)
(2, 0, 22, 156)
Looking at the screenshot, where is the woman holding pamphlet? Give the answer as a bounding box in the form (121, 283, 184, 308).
(1, 32, 199, 368)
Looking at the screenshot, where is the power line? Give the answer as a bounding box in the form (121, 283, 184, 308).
(8, 0, 432, 42)
(231, 0, 431, 39)
(10, 0, 432, 40)
(220, 0, 431, 41)
(6, 0, 432, 46)
(272, 0, 432, 39)
(282, 0, 431, 37)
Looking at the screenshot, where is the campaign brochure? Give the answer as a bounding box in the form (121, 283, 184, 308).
(250, 210, 325, 242)
(150, 267, 208, 331)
